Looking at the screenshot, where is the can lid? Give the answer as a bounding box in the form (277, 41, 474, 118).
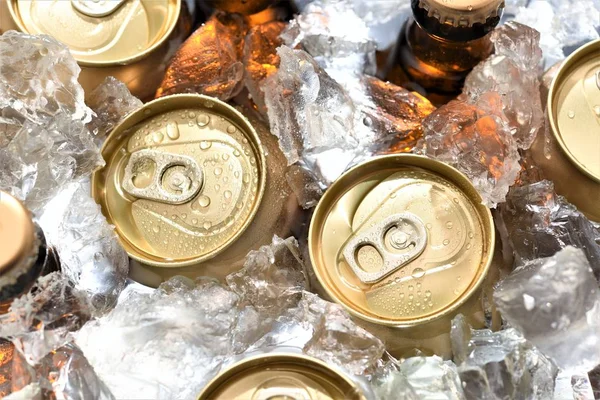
(197, 353, 366, 400)
(416, 0, 503, 27)
(0, 191, 35, 277)
(309, 155, 494, 327)
(92, 94, 266, 269)
(548, 39, 600, 183)
(9, 0, 181, 65)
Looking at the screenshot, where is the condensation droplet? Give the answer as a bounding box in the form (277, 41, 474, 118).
(191, 218, 198, 225)
(443, 239, 450, 246)
(200, 141, 212, 150)
(153, 131, 164, 143)
(426, 223, 432, 230)
(446, 221, 453, 229)
(222, 153, 230, 161)
(411, 268, 425, 278)
(568, 110, 575, 119)
(197, 195, 211, 208)
(152, 226, 160, 234)
(166, 122, 180, 140)
(595, 105, 600, 117)
(214, 167, 223, 176)
(197, 114, 210, 127)
(224, 190, 232, 199)
(227, 125, 236, 134)
(203, 221, 212, 229)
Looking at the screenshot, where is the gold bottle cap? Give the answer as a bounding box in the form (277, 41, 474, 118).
(197, 353, 366, 400)
(417, 0, 504, 27)
(309, 155, 494, 327)
(92, 94, 267, 269)
(548, 39, 600, 183)
(0, 191, 36, 278)
(9, 0, 181, 65)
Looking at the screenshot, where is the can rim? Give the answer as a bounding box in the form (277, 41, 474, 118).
(91, 94, 267, 268)
(548, 38, 600, 184)
(308, 154, 495, 328)
(7, 0, 181, 67)
(196, 353, 365, 400)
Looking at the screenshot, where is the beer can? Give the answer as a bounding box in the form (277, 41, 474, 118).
(197, 353, 367, 400)
(530, 39, 600, 222)
(92, 94, 300, 287)
(0, 0, 191, 100)
(308, 155, 495, 357)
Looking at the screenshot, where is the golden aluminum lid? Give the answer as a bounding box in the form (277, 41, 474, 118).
(197, 353, 366, 400)
(416, 0, 504, 26)
(92, 94, 266, 268)
(309, 155, 494, 327)
(0, 191, 35, 277)
(548, 39, 600, 183)
(9, 0, 180, 65)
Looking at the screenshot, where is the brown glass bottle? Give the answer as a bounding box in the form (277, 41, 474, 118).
(392, 0, 504, 97)
(0, 191, 59, 397)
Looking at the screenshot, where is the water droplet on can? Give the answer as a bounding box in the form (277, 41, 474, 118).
(227, 125, 236, 134)
(197, 114, 210, 127)
(166, 121, 180, 140)
(411, 268, 425, 278)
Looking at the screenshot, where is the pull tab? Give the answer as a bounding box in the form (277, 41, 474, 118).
(342, 213, 427, 284)
(71, 0, 127, 17)
(122, 149, 203, 204)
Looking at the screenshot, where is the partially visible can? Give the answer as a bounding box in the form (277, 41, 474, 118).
(92, 94, 300, 287)
(0, 0, 191, 100)
(530, 39, 600, 222)
(0, 190, 58, 313)
(197, 353, 367, 400)
(308, 155, 495, 358)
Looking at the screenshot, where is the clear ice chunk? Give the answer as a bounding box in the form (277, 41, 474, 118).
(282, 0, 377, 76)
(12, 343, 114, 399)
(86, 77, 142, 144)
(243, 21, 286, 114)
(76, 277, 239, 400)
(496, 180, 600, 275)
(419, 92, 521, 208)
(462, 22, 544, 150)
(54, 180, 129, 316)
(227, 236, 308, 350)
(513, 0, 600, 67)
(398, 356, 466, 400)
(0, 273, 91, 365)
(156, 12, 246, 100)
(494, 247, 600, 371)
(263, 46, 359, 168)
(0, 32, 102, 212)
(451, 315, 557, 399)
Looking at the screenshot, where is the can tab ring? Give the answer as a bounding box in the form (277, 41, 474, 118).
(122, 149, 203, 205)
(71, 0, 127, 18)
(342, 213, 427, 284)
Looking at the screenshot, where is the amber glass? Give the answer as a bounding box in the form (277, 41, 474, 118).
(396, 18, 494, 95)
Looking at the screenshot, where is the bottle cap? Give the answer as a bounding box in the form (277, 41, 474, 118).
(417, 0, 504, 27)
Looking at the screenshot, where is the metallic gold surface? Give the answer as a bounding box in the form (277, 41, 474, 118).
(417, 0, 503, 26)
(528, 40, 600, 222)
(93, 96, 301, 286)
(309, 155, 494, 356)
(2, 0, 191, 100)
(0, 191, 35, 278)
(548, 39, 600, 182)
(94, 94, 265, 267)
(197, 353, 366, 400)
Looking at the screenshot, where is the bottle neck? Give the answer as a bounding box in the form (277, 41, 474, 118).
(0, 224, 54, 313)
(411, 0, 502, 42)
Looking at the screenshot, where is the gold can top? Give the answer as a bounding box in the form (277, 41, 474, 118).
(0, 191, 36, 278)
(92, 94, 266, 269)
(416, 0, 504, 27)
(548, 39, 600, 183)
(10, 0, 180, 65)
(197, 353, 366, 400)
(309, 155, 494, 327)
